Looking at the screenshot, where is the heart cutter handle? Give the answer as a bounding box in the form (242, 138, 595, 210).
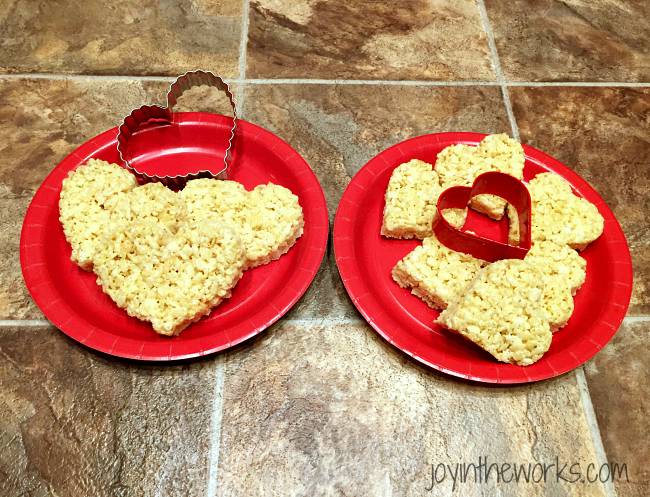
(432, 171, 532, 263)
(116, 70, 237, 186)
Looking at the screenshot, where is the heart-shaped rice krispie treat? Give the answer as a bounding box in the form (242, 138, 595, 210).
(59, 159, 139, 270)
(392, 230, 488, 310)
(181, 179, 304, 269)
(381, 159, 466, 239)
(524, 240, 586, 332)
(525, 173, 604, 251)
(92, 220, 246, 336)
(437, 259, 552, 366)
(435, 134, 525, 220)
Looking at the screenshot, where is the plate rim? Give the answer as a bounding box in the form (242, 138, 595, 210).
(333, 131, 633, 384)
(20, 113, 329, 361)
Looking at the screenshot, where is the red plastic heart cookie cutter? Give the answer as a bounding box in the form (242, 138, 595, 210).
(433, 171, 531, 262)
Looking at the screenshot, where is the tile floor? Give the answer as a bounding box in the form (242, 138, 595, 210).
(1, 0, 648, 495)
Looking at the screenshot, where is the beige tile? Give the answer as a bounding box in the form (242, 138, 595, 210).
(0, 324, 220, 496)
(246, 0, 495, 80)
(0, 0, 243, 76)
(217, 323, 607, 496)
(0, 196, 43, 319)
(584, 320, 650, 495)
(485, 0, 650, 82)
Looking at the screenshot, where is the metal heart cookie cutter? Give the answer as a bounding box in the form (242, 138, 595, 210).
(433, 171, 532, 263)
(116, 70, 237, 187)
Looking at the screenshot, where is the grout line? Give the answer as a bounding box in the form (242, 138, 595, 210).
(238, 78, 497, 86)
(575, 367, 618, 497)
(206, 353, 227, 497)
(2, 73, 650, 88)
(0, 73, 494, 86)
(0, 73, 184, 82)
(0, 319, 51, 327)
(236, 0, 251, 112)
(623, 316, 650, 323)
(506, 81, 650, 87)
(500, 87, 519, 142)
(476, 0, 520, 141)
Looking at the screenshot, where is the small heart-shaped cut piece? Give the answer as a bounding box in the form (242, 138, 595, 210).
(523, 240, 586, 332)
(433, 171, 531, 263)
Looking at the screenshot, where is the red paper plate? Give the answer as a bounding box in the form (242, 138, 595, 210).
(333, 132, 633, 383)
(20, 113, 328, 361)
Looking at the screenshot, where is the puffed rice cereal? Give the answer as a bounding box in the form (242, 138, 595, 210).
(437, 259, 552, 366)
(59, 159, 305, 336)
(105, 182, 187, 233)
(380, 136, 606, 366)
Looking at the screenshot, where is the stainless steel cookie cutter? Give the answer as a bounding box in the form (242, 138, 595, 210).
(116, 70, 237, 186)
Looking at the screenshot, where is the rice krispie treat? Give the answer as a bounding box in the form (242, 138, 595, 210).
(526, 173, 604, 251)
(92, 220, 246, 336)
(182, 179, 304, 269)
(105, 182, 187, 233)
(437, 259, 552, 366)
(392, 232, 488, 310)
(59, 159, 138, 270)
(382, 159, 467, 239)
(382, 159, 441, 239)
(435, 134, 525, 220)
(524, 240, 587, 331)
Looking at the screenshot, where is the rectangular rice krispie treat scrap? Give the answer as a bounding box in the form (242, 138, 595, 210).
(382, 159, 467, 239)
(382, 159, 444, 239)
(437, 259, 552, 366)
